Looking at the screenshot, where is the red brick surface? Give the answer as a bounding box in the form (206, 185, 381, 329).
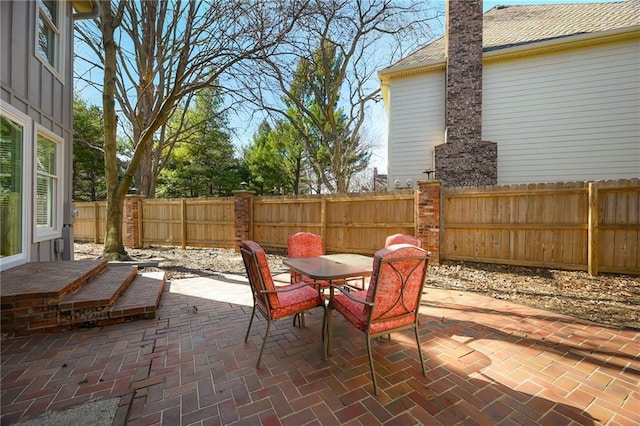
(1, 262, 163, 336)
(1, 274, 638, 425)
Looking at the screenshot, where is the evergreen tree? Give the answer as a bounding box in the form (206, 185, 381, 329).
(73, 96, 107, 201)
(243, 120, 310, 195)
(156, 87, 241, 198)
(285, 40, 371, 193)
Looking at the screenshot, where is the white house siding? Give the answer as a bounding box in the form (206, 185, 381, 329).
(387, 72, 445, 190)
(483, 39, 640, 184)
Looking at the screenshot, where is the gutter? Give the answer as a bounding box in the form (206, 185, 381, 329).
(483, 25, 640, 64)
(72, 1, 100, 20)
(379, 25, 640, 81)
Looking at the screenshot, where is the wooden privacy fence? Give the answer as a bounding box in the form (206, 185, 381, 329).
(74, 178, 639, 275)
(250, 191, 416, 254)
(140, 198, 235, 249)
(74, 201, 110, 244)
(441, 179, 639, 275)
(74, 190, 421, 257)
(75, 197, 236, 249)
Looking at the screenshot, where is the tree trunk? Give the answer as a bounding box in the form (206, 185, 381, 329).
(101, 0, 129, 259)
(135, 147, 153, 197)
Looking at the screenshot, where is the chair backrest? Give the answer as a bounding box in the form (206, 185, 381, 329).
(240, 240, 279, 308)
(364, 244, 429, 324)
(287, 232, 324, 258)
(384, 233, 422, 248)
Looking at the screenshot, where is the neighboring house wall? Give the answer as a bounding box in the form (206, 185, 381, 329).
(484, 38, 640, 184)
(0, 1, 76, 270)
(387, 72, 444, 190)
(383, 35, 640, 189)
(381, 1, 640, 190)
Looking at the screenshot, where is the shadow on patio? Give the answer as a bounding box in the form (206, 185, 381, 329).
(1, 272, 638, 425)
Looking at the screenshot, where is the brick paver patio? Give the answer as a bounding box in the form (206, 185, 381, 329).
(1, 272, 638, 425)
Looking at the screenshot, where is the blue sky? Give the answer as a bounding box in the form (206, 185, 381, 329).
(74, 0, 625, 176)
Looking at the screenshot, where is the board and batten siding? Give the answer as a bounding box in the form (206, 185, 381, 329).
(483, 39, 640, 184)
(387, 72, 445, 191)
(1, 1, 73, 136)
(0, 1, 75, 263)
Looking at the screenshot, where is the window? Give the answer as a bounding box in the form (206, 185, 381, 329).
(34, 128, 62, 240)
(0, 106, 31, 271)
(37, 0, 62, 72)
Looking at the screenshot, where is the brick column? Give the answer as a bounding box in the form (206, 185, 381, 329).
(124, 195, 143, 248)
(416, 181, 441, 265)
(234, 190, 254, 252)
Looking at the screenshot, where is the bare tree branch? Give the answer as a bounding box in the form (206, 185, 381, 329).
(78, 0, 309, 257)
(234, 0, 440, 192)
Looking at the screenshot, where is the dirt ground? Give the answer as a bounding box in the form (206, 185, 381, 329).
(74, 242, 640, 331)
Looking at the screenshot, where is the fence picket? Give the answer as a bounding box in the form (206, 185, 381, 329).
(74, 179, 639, 275)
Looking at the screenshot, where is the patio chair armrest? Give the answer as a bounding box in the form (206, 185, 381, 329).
(329, 284, 373, 307)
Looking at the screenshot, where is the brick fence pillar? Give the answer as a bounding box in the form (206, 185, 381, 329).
(416, 181, 441, 265)
(124, 195, 143, 248)
(234, 190, 254, 252)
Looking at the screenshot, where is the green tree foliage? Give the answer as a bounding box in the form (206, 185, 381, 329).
(156, 88, 241, 198)
(73, 96, 106, 201)
(245, 41, 371, 194)
(243, 120, 311, 195)
(288, 39, 372, 193)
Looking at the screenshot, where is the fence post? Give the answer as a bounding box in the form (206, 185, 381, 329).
(320, 197, 327, 245)
(124, 195, 144, 248)
(181, 199, 187, 250)
(234, 190, 254, 252)
(93, 202, 100, 243)
(137, 198, 143, 248)
(416, 180, 442, 265)
(588, 182, 599, 276)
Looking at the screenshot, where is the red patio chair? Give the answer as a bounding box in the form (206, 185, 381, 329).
(326, 243, 430, 394)
(241, 240, 325, 367)
(384, 233, 422, 248)
(287, 232, 366, 289)
(287, 232, 324, 284)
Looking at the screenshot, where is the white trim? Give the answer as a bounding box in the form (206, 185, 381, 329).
(35, 0, 66, 81)
(0, 105, 32, 271)
(32, 123, 64, 242)
(378, 27, 640, 81)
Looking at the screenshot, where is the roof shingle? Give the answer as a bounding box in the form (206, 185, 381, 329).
(386, 0, 639, 70)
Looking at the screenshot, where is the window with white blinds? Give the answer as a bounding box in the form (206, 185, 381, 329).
(34, 130, 62, 240)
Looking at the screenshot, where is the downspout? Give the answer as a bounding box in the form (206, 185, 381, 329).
(63, 0, 99, 261)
